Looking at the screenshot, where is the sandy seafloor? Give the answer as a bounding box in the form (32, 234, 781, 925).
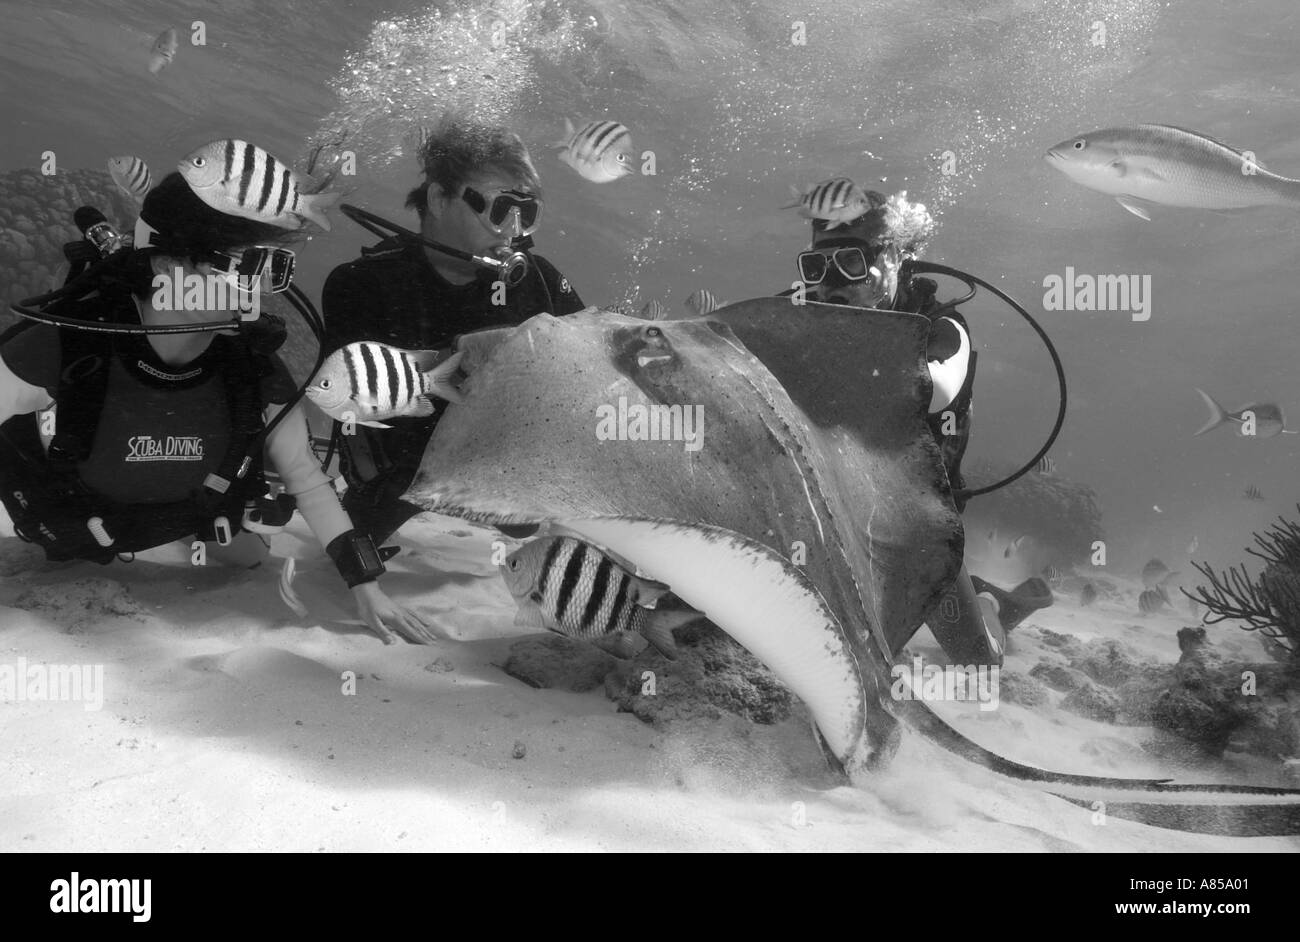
(0, 507, 1295, 853)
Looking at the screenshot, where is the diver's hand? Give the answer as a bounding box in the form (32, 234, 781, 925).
(351, 581, 437, 645)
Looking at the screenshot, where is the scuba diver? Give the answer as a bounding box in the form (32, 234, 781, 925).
(777, 191, 1053, 668)
(0, 171, 433, 645)
(322, 112, 586, 547)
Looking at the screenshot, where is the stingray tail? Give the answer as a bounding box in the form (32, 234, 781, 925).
(898, 698, 1300, 836)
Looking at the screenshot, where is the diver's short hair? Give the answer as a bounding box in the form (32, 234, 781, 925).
(811, 190, 935, 258)
(142, 172, 298, 256)
(405, 112, 541, 218)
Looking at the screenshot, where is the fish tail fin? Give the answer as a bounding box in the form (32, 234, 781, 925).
(642, 608, 701, 661)
(298, 190, 340, 231)
(1193, 387, 1228, 436)
(778, 183, 805, 209)
(419, 350, 464, 404)
(553, 118, 576, 148)
(591, 631, 641, 660)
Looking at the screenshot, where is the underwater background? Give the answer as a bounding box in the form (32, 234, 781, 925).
(0, 0, 1297, 577)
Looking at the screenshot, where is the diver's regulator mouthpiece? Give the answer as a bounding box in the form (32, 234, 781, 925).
(479, 246, 530, 287)
(338, 203, 532, 287)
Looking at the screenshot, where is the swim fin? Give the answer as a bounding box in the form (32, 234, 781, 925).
(968, 575, 1054, 632)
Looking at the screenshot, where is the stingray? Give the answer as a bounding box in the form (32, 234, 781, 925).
(408, 301, 1300, 834)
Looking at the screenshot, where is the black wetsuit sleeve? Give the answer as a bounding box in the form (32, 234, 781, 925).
(0, 325, 61, 395)
(533, 256, 585, 315)
(322, 262, 382, 356)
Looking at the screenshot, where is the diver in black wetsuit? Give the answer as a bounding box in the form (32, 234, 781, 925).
(778, 193, 1016, 668)
(322, 113, 586, 546)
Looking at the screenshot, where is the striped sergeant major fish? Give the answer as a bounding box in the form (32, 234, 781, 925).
(1035, 454, 1056, 474)
(684, 288, 726, 316)
(178, 139, 340, 231)
(638, 299, 669, 321)
(305, 342, 463, 428)
(553, 119, 635, 183)
(500, 536, 701, 659)
(108, 156, 152, 202)
(780, 177, 874, 228)
(1138, 587, 1169, 615)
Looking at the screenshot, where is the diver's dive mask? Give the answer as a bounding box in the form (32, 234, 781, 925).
(461, 185, 542, 237)
(799, 240, 901, 307)
(132, 218, 295, 293)
(202, 245, 296, 294)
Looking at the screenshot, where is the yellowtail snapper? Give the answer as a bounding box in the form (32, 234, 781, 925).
(1079, 582, 1097, 607)
(501, 536, 701, 659)
(553, 119, 635, 183)
(107, 156, 151, 202)
(306, 342, 463, 428)
(1194, 388, 1297, 438)
(179, 139, 340, 231)
(1046, 124, 1300, 220)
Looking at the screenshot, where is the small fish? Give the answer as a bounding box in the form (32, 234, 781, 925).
(1194, 388, 1297, 438)
(107, 156, 151, 202)
(1079, 583, 1098, 607)
(1153, 505, 1164, 514)
(1003, 534, 1029, 558)
(1187, 535, 1199, 555)
(148, 27, 178, 75)
(780, 177, 873, 228)
(178, 139, 340, 230)
(1138, 588, 1168, 615)
(553, 119, 635, 183)
(500, 537, 699, 659)
(1244, 485, 1265, 502)
(684, 289, 726, 316)
(986, 528, 997, 542)
(1041, 564, 1063, 583)
(1141, 558, 1178, 588)
(638, 299, 668, 321)
(1186, 595, 1201, 618)
(1035, 454, 1056, 474)
(1045, 124, 1300, 220)
(306, 343, 463, 428)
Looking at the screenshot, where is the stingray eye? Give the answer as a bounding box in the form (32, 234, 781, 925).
(1073, 139, 1086, 150)
(192, 156, 206, 167)
(645, 326, 662, 339)
(508, 559, 520, 571)
(318, 378, 331, 390)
